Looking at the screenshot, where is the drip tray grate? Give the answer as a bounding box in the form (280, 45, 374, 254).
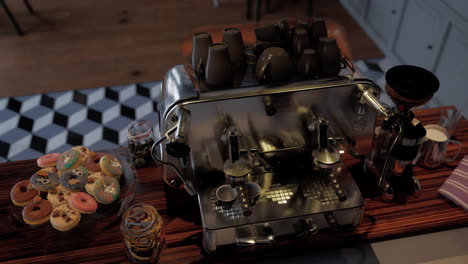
(266, 184, 294, 204)
(303, 177, 339, 205)
(210, 194, 243, 219)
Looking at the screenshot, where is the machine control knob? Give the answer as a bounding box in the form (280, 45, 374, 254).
(294, 218, 318, 238)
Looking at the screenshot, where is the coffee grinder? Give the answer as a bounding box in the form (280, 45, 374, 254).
(356, 65, 439, 202)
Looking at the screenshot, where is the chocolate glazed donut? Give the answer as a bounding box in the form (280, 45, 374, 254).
(10, 180, 40, 206)
(22, 197, 53, 225)
(85, 152, 106, 172)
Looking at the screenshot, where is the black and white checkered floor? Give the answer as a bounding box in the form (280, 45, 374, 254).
(0, 82, 161, 162)
(0, 59, 386, 163)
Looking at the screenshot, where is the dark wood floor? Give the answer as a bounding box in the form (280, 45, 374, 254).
(0, 0, 382, 97)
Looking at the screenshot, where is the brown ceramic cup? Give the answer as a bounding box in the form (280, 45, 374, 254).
(297, 49, 319, 78)
(205, 43, 232, 88)
(255, 23, 282, 42)
(222, 28, 245, 67)
(317, 37, 342, 77)
(256, 47, 292, 82)
(292, 28, 311, 56)
(310, 18, 328, 49)
(192, 32, 213, 76)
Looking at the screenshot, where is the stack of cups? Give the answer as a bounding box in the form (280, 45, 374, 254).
(191, 28, 246, 88)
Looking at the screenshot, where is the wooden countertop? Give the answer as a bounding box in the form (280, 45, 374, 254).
(0, 106, 467, 264)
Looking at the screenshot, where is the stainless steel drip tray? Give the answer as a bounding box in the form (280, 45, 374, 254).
(198, 170, 364, 230)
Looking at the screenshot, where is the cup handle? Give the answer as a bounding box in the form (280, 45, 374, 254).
(197, 58, 204, 76)
(340, 56, 355, 73)
(296, 42, 303, 56)
(445, 140, 463, 162)
(258, 58, 271, 81)
(305, 63, 310, 76)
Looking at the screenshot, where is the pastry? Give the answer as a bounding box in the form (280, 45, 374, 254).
(68, 192, 98, 214)
(85, 172, 104, 196)
(10, 180, 40, 206)
(100, 154, 123, 179)
(72, 146, 93, 163)
(50, 204, 81, 231)
(36, 153, 61, 168)
(22, 197, 53, 225)
(93, 176, 121, 204)
(47, 186, 72, 207)
(60, 166, 89, 192)
(56, 149, 81, 172)
(30, 169, 60, 192)
(84, 152, 106, 172)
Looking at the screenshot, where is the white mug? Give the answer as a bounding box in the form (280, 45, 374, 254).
(419, 124, 462, 169)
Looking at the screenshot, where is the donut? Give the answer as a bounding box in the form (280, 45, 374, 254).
(56, 149, 81, 172)
(60, 166, 89, 192)
(93, 176, 120, 204)
(50, 204, 81, 231)
(10, 180, 40, 206)
(72, 146, 93, 163)
(30, 169, 60, 192)
(22, 196, 53, 225)
(85, 172, 104, 196)
(84, 152, 106, 172)
(68, 192, 98, 214)
(47, 186, 72, 207)
(100, 154, 123, 179)
(37, 153, 61, 168)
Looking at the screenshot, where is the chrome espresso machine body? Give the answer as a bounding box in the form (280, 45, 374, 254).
(156, 65, 379, 252)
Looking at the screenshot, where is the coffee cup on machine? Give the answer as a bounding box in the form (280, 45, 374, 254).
(245, 182, 261, 207)
(317, 37, 343, 77)
(297, 49, 319, 78)
(192, 32, 213, 77)
(205, 43, 232, 88)
(255, 23, 282, 42)
(222, 27, 245, 67)
(256, 47, 292, 82)
(215, 184, 238, 209)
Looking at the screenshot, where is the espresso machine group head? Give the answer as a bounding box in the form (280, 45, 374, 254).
(357, 65, 439, 203)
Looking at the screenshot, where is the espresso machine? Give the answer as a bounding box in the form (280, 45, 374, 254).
(153, 64, 381, 252)
(151, 21, 440, 252)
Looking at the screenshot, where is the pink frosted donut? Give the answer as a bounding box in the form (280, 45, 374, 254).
(68, 192, 98, 214)
(37, 153, 61, 168)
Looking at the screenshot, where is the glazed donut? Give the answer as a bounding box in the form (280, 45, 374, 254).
(100, 154, 123, 179)
(30, 169, 59, 192)
(84, 152, 106, 172)
(85, 172, 104, 196)
(10, 180, 40, 206)
(68, 192, 98, 214)
(22, 196, 53, 225)
(50, 204, 81, 231)
(57, 149, 82, 172)
(72, 146, 93, 163)
(37, 153, 61, 168)
(47, 186, 72, 207)
(60, 166, 89, 192)
(93, 176, 121, 204)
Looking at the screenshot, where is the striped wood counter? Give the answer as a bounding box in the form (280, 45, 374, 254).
(0, 106, 466, 263)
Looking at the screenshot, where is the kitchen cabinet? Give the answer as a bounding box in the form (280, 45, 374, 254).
(394, 0, 448, 70)
(366, 0, 405, 46)
(347, 0, 368, 16)
(434, 27, 468, 113)
(341, 0, 468, 113)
